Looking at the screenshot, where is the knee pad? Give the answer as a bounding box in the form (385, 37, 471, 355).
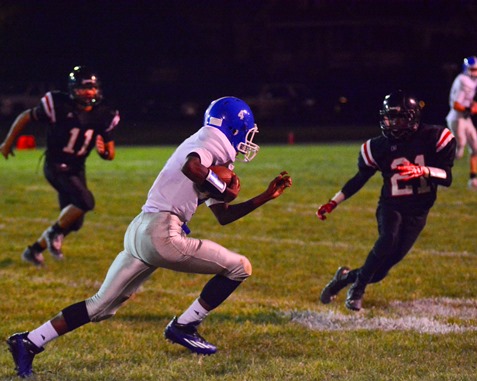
(227, 255, 252, 281)
(241, 256, 252, 277)
(74, 191, 95, 212)
(78, 191, 95, 212)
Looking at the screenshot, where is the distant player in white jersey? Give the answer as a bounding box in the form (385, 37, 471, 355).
(6, 96, 292, 378)
(446, 56, 477, 188)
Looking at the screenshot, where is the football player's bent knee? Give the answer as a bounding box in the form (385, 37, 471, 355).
(75, 191, 95, 212)
(228, 256, 252, 281)
(241, 257, 252, 276)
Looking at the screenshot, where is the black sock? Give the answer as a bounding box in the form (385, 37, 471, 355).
(62, 301, 91, 331)
(51, 222, 65, 234)
(31, 242, 44, 252)
(200, 275, 242, 310)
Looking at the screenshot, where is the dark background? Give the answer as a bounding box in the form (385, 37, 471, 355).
(1, 0, 477, 144)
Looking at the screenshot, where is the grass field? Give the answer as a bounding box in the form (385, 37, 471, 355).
(1, 143, 477, 381)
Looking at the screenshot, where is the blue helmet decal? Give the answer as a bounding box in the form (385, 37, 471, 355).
(462, 56, 477, 78)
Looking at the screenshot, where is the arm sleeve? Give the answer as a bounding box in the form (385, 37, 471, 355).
(33, 99, 51, 122)
(340, 144, 377, 199)
(341, 167, 375, 199)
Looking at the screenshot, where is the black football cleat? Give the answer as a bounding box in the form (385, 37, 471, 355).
(320, 266, 350, 304)
(22, 246, 45, 267)
(164, 317, 217, 355)
(6, 332, 44, 378)
(345, 282, 366, 311)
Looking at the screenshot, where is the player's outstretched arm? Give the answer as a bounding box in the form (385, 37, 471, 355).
(316, 166, 375, 221)
(210, 171, 292, 225)
(0, 110, 32, 159)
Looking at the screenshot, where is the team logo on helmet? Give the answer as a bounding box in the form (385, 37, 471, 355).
(463, 56, 477, 78)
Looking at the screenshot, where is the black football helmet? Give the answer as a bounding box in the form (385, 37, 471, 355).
(68, 66, 102, 107)
(379, 90, 421, 140)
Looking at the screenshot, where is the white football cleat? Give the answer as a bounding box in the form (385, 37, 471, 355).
(468, 178, 477, 190)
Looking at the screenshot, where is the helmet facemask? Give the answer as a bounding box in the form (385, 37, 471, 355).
(71, 83, 101, 107)
(379, 90, 421, 140)
(68, 66, 102, 107)
(236, 124, 260, 162)
(380, 111, 419, 140)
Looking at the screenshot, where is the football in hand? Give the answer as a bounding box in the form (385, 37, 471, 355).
(197, 165, 239, 199)
(209, 165, 235, 186)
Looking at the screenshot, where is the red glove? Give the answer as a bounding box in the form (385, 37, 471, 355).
(316, 200, 337, 220)
(397, 164, 429, 181)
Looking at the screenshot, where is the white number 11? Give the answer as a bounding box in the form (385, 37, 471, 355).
(63, 128, 94, 156)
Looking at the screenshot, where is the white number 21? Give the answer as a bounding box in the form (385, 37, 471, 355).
(390, 155, 431, 196)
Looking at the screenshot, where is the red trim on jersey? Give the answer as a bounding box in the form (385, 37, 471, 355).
(41, 92, 56, 123)
(361, 140, 378, 168)
(436, 128, 454, 153)
(106, 111, 120, 132)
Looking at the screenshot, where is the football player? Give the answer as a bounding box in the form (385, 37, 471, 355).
(0, 66, 120, 265)
(446, 56, 477, 188)
(6, 96, 292, 378)
(317, 90, 456, 311)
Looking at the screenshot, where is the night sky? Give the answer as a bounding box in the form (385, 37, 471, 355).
(1, 0, 477, 126)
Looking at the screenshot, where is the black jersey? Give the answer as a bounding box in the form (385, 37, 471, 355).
(342, 124, 456, 213)
(33, 91, 120, 168)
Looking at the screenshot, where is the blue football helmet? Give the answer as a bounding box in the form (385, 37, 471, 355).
(204, 96, 260, 162)
(462, 56, 477, 78)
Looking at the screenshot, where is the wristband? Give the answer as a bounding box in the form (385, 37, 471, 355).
(427, 166, 447, 179)
(205, 170, 226, 193)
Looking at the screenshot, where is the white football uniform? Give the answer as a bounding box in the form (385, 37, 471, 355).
(85, 126, 251, 322)
(446, 73, 477, 158)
